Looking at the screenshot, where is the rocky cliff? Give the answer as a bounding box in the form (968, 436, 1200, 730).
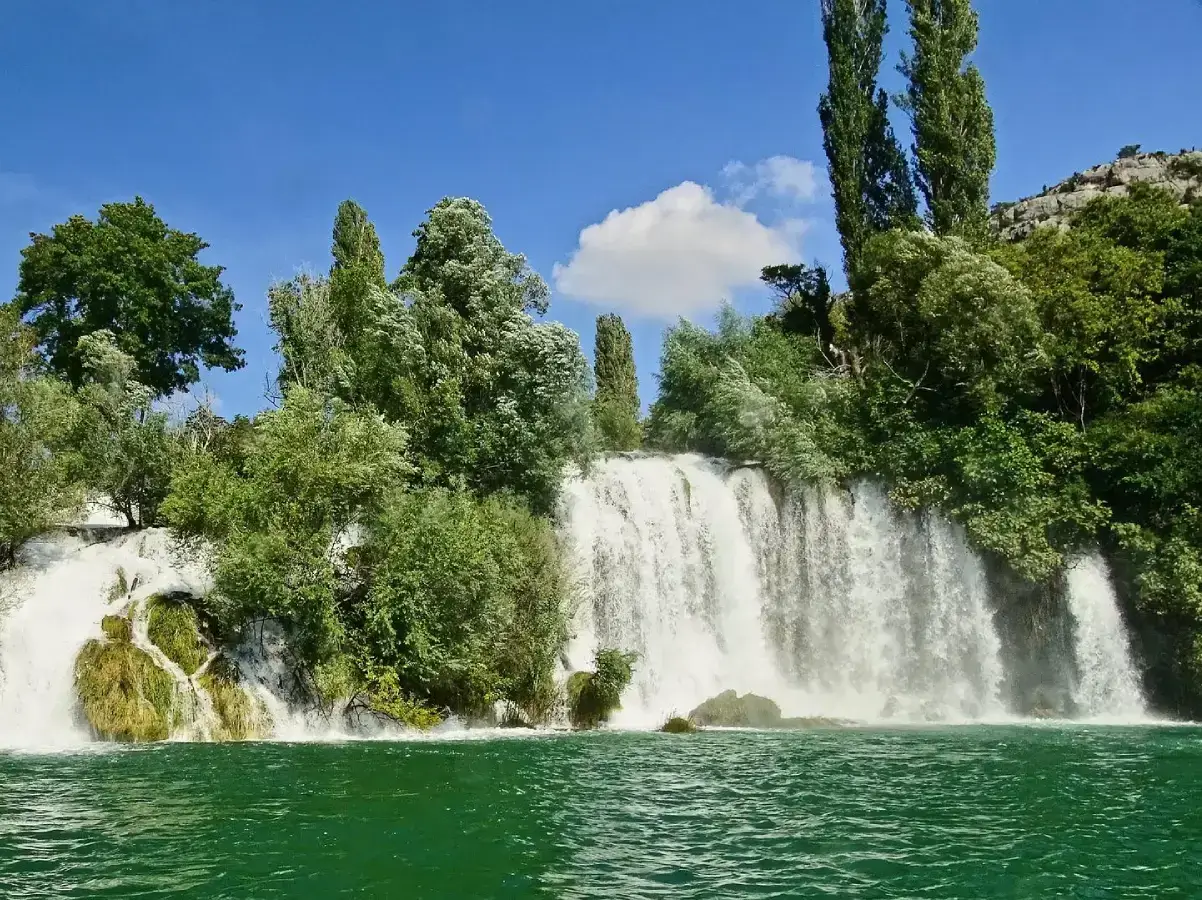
(993, 148, 1202, 241)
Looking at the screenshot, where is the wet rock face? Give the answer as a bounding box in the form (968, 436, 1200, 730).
(993, 150, 1202, 241)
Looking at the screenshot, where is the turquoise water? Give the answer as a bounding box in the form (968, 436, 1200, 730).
(1, 726, 1199, 898)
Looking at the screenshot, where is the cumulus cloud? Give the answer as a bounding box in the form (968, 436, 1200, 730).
(722, 155, 820, 205)
(553, 164, 815, 319)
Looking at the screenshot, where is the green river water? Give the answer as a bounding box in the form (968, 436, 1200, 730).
(1, 726, 1199, 898)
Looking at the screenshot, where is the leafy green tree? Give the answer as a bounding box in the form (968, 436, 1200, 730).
(353, 487, 571, 720)
(163, 387, 411, 665)
(268, 273, 352, 397)
(0, 306, 83, 563)
(761, 263, 837, 349)
(72, 331, 177, 527)
(592, 313, 641, 451)
(899, 0, 996, 236)
(13, 198, 243, 395)
(818, 0, 917, 279)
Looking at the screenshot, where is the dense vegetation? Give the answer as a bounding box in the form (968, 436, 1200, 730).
(645, 0, 1202, 715)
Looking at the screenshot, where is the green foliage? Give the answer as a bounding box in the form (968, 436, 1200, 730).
(70, 330, 179, 526)
(567, 649, 636, 729)
(900, 0, 996, 236)
(354, 487, 572, 720)
(162, 386, 411, 664)
(592, 313, 641, 451)
(13, 197, 243, 395)
(1118, 144, 1142, 159)
(818, 0, 917, 279)
(1168, 154, 1202, 181)
(761, 263, 837, 349)
(146, 595, 208, 675)
(659, 716, 698, 734)
(851, 230, 1041, 415)
(74, 637, 176, 742)
(359, 666, 444, 730)
(0, 306, 84, 562)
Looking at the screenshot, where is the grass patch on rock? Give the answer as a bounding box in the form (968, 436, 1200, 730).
(147, 595, 208, 675)
(101, 614, 131, 643)
(199, 655, 267, 741)
(74, 638, 176, 742)
(659, 715, 698, 733)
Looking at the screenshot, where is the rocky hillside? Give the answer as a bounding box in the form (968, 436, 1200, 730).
(993, 148, 1202, 241)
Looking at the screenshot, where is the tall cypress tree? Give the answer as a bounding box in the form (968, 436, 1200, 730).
(592, 314, 641, 451)
(818, 0, 917, 282)
(900, 0, 996, 236)
(331, 200, 386, 283)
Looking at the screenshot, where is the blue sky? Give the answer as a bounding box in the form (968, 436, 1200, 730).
(3, 0, 1200, 416)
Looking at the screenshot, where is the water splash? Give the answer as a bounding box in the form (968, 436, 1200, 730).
(1065, 553, 1146, 719)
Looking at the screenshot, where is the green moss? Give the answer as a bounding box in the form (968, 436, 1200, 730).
(105, 567, 129, 604)
(659, 716, 698, 733)
(74, 638, 176, 741)
(146, 595, 208, 675)
(688, 690, 784, 728)
(198, 657, 267, 741)
(101, 614, 131, 643)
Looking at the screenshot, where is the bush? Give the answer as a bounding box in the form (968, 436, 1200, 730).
(74, 638, 176, 741)
(566, 649, 636, 729)
(659, 716, 698, 733)
(146, 595, 208, 675)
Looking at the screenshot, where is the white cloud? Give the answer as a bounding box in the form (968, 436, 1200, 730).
(552, 178, 808, 319)
(722, 155, 820, 205)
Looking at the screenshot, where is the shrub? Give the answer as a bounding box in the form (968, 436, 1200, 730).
(659, 716, 698, 734)
(74, 638, 176, 741)
(1118, 144, 1142, 159)
(566, 649, 636, 728)
(146, 595, 208, 675)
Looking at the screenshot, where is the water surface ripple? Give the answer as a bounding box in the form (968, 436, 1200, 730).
(1, 726, 1199, 897)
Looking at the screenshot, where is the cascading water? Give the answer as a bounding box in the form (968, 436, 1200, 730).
(1064, 553, 1146, 719)
(561, 454, 1145, 725)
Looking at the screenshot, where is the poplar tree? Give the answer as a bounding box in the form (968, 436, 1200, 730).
(899, 0, 996, 237)
(818, 0, 917, 282)
(592, 313, 641, 451)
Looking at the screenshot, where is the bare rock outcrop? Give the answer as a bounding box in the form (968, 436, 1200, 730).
(993, 148, 1202, 241)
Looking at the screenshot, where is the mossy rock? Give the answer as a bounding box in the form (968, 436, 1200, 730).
(101, 614, 131, 643)
(199, 656, 268, 741)
(688, 690, 783, 728)
(659, 716, 698, 734)
(147, 595, 208, 675)
(565, 671, 610, 729)
(74, 639, 176, 741)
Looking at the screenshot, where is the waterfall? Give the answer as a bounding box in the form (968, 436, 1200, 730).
(1065, 553, 1147, 719)
(563, 454, 1152, 725)
(0, 529, 211, 749)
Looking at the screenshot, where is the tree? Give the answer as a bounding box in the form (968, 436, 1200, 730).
(761, 263, 836, 350)
(0, 306, 83, 563)
(900, 0, 996, 237)
(592, 313, 641, 451)
(13, 198, 243, 395)
(72, 331, 177, 527)
(818, 0, 917, 279)
(329, 200, 388, 377)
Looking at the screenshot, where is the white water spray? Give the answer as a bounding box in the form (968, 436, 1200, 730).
(1065, 553, 1146, 719)
(561, 455, 1147, 725)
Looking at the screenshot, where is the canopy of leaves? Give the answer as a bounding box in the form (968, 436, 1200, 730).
(593, 313, 641, 451)
(14, 197, 243, 395)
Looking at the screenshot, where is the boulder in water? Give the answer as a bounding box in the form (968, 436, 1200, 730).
(689, 691, 853, 729)
(659, 715, 698, 733)
(688, 690, 783, 728)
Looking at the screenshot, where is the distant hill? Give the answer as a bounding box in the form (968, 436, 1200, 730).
(992, 147, 1202, 241)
